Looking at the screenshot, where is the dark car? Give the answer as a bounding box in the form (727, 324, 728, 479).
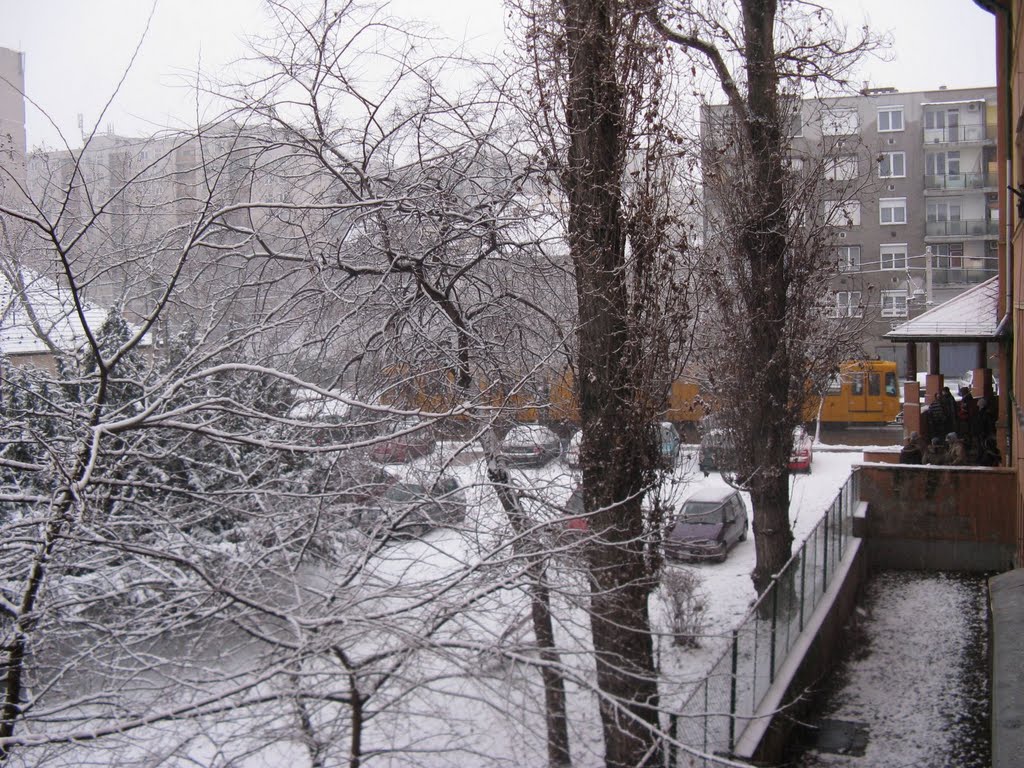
(664, 486, 749, 563)
(368, 418, 435, 464)
(698, 426, 735, 476)
(350, 475, 466, 538)
(499, 424, 561, 467)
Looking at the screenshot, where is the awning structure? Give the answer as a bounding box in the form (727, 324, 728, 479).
(885, 277, 1004, 344)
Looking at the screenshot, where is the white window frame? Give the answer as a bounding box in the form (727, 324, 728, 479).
(822, 107, 859, 136)
(785, 156, 805, 172)
(881, 290, 908, 318)
(878, 106, 904, 132)
(878, 152, 906, 178)
(825, 155, 859, 181)
(825, 200, 861, 227)
(880, 243, 908, 271)
(838, 245, 861, 272)
(833, 290, 863, 318)
(879, 197, 907, 225)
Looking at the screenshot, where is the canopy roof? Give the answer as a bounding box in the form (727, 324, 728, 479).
(885, 277, 1003, 343)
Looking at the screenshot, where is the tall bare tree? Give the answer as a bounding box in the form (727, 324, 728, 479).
(511, 1, 693, 764)
(647, 0, 877, 594)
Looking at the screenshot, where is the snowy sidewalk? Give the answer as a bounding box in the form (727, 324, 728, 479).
(793, 571, 990, 767)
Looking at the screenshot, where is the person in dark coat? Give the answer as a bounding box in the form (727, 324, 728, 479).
(899, 432, 923, 465)
(940, 386, 957, 434)
(979, 436, 1002, 467)
(957, 387, 978, 443)
(976, 397, 996, 442)
(926, 393, 947, 441)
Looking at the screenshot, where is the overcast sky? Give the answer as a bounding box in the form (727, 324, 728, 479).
(0, 0, 997, 150)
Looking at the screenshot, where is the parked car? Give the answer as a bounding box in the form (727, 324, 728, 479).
(564, 430, 583, 468)
(789, 426, 813, 473)
(500, 424, 561, 467)
(350, 475, 466, 538)
(698, 421, 735, 476)
(656, 421, 681, 468)
(562, 486, 589, 533)
(663, 486, 749, 563)
(369, 418, 435, 463)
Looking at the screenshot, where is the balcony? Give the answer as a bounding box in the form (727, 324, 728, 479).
(924, 171, 995, 190)
(925, 218, 999, 237)
(923, 122, 996, 144)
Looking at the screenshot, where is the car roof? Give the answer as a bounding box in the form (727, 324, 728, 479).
(685, 486, 739, 504)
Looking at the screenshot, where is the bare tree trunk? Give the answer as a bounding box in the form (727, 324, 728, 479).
(558, 0, 662, 763)
(485, 436, 572, 768)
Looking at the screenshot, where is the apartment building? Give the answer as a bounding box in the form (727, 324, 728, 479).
(702, 84, 999, 378)
(802, 85, 999, 375)
(0, 47, 27, 203)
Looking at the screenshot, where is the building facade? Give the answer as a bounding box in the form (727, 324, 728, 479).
(794, 85, 1000, 377)
(0, 47, 27, 203)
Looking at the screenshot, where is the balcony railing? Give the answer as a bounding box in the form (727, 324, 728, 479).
(925, 218, 999, 237)
(923, 122, 995, 144)
(924, 172, 995, 190)
(930, 267, 997, 286)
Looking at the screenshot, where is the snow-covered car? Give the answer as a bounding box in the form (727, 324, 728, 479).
(663, 486, 749, 563)
(499, 424, 561, 467)
(350, 475, 466, 538)
(369, 417, 435, 463)
(564, 430, 582, 468)
(789, 426, 813, 473)
(656, 421, 681, 468)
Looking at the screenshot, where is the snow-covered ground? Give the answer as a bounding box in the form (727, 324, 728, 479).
(795, 571, 990, 767)
(27, 444, 868, 768)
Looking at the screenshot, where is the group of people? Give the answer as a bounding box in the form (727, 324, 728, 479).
(900, 385, 1002, 467)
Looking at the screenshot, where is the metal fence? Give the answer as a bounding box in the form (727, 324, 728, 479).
(667, 469, 861, 767)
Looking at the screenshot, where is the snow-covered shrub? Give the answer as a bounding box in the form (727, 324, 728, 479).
(662, 567, 707, 648)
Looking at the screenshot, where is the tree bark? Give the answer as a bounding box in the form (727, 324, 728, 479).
(559, 0, 662, 763)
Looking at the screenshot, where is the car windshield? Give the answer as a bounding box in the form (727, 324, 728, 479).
(680, 501, 726, 524)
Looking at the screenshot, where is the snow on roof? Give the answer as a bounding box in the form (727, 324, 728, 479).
(885, 277, 1002, 342)
(0, 271, 139, 357)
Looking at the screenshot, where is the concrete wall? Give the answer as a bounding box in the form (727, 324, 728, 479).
(856, 463, 1016, 570)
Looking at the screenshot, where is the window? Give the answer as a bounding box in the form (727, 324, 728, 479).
(880, 243, 908, 270)
(933, 242, 964, 269)
(878, 107, 904, 132)
(784, 156, 805, 172)
(825, 155, 859, 181)
(832, 291, 863, 318)
(881, 290, 908, 318)
(878, 152, 906, 178)
(925, 108, 961, 142)
(926, 151, 961, 176)
(838, 245, 861, 272)
(925, 108, 960, 131)
(927, 200, 962, 235)
(868, 374, 881, 397)
(822, 108, 859, 136)
(879, 198, 907, 225)
(825, 200, 861, 227)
